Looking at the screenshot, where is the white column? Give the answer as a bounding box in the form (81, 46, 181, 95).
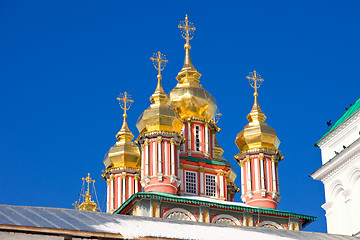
(266, 159, 271, 192)
(187, 120, 191, 154)
(170, 139, 176, 176)
(134, 175, 139, 193)
(122, 173, 126, 203)
(199, 169, 204, 195)
(152, 140, 157, 176)
(106, 181, 110, 212)
(240, 163, 245, 195)
(271, 157, 277, 192)
(110, 178, 114, 211)
(145, 140, 150, 176)
(212, 132, 215, 158)
(164, 141, 169, 176)
(141, 145, 145, 179)
(157, 137, 162, 174)
(117, 176, 121, 207)
(128, 176, 132, 199)
(204, 123, 209, 155)
(246, 156, 252, 191)
(259, 154, 265, 190)
(254, 157, 260, 191)
(180, 167, 184, 192)
(218, 172, 225, 198)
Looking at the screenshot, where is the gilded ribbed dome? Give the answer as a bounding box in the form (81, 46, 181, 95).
(136, 74, 183, 135)
(168, 51, 217, 120)
(235, 72, 280, 152)
(169, 15, 217, 121)
(104, 113, 140, 169)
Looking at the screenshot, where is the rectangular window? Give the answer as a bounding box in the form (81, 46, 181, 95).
(185, 171, 197, 194)
(195, 125, 201, 152)
(205, 174, 216, 197)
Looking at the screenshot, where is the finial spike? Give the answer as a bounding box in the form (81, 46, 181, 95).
(150, 51, 169, 104)
(116, 92, 134, 142)
(177, 15, 200, 81)
(117, 92, 134, 117)
(246, 71, 266, 123)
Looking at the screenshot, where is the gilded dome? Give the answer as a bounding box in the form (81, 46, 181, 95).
(104, 113, 140, 170)
(169, 43, 217, 121)
(136, 75, 183, 135)
(235, 86, 280, 152)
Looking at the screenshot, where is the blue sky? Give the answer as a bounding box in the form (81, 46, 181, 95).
(0, 0, 359, 233)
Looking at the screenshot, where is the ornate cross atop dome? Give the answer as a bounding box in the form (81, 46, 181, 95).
(178, 14, 196, 45)
(150, 51, 168, 80)
(117, 92, 133, 117)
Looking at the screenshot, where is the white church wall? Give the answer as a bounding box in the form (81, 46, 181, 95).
(322, 154, 360, 235)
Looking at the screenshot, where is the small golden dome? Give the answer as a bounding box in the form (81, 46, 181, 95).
(235, 71, 280, 152)
(104, 93, 140, 170)
(136, 52, 183, 135)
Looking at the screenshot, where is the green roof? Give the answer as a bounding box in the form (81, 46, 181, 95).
(317, 97, 360, 144)
(180, 156, 227, 166)
(114, 191, 316, 226)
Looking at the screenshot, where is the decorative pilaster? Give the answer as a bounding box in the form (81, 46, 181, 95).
(122, 173, 126, 204)
(204, 122, 209, 155)
(187, 119, 191, 155)
(199, 168, 205, 195)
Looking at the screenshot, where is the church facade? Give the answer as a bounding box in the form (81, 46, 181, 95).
(101, 15, 315, 230)
(311, 97, 360, 236)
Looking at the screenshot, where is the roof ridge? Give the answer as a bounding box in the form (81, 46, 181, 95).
(316, 96, 360, 145)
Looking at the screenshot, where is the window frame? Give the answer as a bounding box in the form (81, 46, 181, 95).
(205, 173, 217, 197)
(184, 170, 198, 195)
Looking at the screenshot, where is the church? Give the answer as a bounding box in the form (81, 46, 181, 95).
(101, 15, 314, 230)
(0, 15, 359, 240)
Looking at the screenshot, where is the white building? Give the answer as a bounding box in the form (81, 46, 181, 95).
(311, 97, 360, 236)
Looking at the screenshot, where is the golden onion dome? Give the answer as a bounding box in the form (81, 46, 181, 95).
(235, 71, 280, 152)
(136, 52, 183, 135)
(104, 93, 140, 170)
(169, 15, 217, 121)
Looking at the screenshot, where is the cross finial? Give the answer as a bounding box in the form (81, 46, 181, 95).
(82, 173, 95, 195)
(178, 14, 196, 44)
(246, 70, 264, 97)
(214, 110, 222, 124)
(117, 92, 134, 117)
(150, 51, 168, 79)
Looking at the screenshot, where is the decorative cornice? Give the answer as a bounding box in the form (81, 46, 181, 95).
(311, 137, 360, 183)
(316, 109, 360, 148)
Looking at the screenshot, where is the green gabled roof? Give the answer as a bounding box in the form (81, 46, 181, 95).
(114, 191, 316, 226)
(180, 156, 227, 166)
(317, 97, 360, 145)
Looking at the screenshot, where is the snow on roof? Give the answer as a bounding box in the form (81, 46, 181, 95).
(0, 204, 356, 240)
(92, 217, 294, 240)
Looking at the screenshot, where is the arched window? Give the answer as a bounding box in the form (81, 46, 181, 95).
(212, 214, 241, 226)
(256, 221, 285, 229)
(163, 208, 197, 221)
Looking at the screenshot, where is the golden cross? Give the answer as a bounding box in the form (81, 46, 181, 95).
(178, 14, 196, 44)
(116, 92, 133, 116)
(150, 51, 168, 76)
(82, 173, 95, 194)
(246, 70, 264, 95)
(214, 110, 222, 124)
